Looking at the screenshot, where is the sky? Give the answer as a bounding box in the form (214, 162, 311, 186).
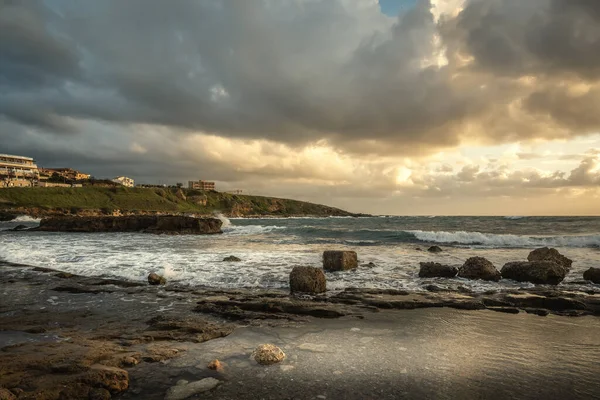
(1, 0, 600, 216)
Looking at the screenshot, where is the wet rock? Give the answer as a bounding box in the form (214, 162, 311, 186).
(145, 315, 234, 343)
(458, 257, 501, 282)
(223, 255, 241, 262)
(10, 224, 28, 231)
(0, 388, 16, 400)
(487, 307, 520, 314)
(323, 251, 358, 271)
(35, 215, 223, 234)
(120, 356, 139, 367)
(289, 266, 326, 294)
(501, 261, 567, 285)
(252, 344, 286, 365)
(504, 295, 587, 311)
(55, 272, 76, 279)
(427, 246, 443, 253)
(583, 267, 600, 284)
(528, 247, 572, 272)
(207, 359, 224, 371)
(419, 262, 458, 278)
(58, 383, 91, 400)
(363, 262, 377, 268)
(148, 272, 166, 285)
(81, 365, 129, 393)
(89, 387, 111, 400)
(165, 377, 221, 400)
(524, 308, 550, 317)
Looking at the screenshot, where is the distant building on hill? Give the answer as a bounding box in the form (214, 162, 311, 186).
(112, 176, 135, 187)
(39, 168, 90, 181)
(225, 189, 243, 195)
(0, 153, 39, 188)
(188, 180, 215, 191)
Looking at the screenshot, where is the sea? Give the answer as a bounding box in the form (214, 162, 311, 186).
(1, 215, 599, 293)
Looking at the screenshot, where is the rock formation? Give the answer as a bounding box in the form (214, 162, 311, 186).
(35, 215, 223, 234)
(419, 262, 458, 278)
(223, 256, 241, 262)
(252, 344, 286, 365)
(528, 247, 572, 271)
(427, 246, 443, 253)
(583, 267, 600, 284)
(289, 266, 327, 293)
(323, 251, 358, 271)
(458, 257, 501, 282)
(148, 273, 166, 285)
(501, 261, 567, 285)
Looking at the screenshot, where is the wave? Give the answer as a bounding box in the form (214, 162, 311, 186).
(223, 225, 286, 235)
(504, 216, 527, 220)
(11, 215, 42, 223)
(410, 230, 600, 248)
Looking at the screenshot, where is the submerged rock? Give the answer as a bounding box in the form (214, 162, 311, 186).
(501, 261, 567, 285)
(458, 257, 501, 282)
(323, 251, 358, 271)
(10, 224, 28, 231)
(148, 272, 166, 285)
(419, 262, 458, 278)
(583, 267, 600, 284)
(223, 255, 242, 262)
(207, 359, 224, 371)
(252, 344, 286, 365)
(35, 215, 223, 234)
(528, 247, 572, 272)
(165, 377, 221, 400)
(289, 266, 326, 294)
(427, 246, 443, 253)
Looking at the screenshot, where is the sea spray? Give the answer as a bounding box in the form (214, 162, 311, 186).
(214, 212, 232, 228)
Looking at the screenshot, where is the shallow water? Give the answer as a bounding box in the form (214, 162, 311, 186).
(1, 216, 599, 292)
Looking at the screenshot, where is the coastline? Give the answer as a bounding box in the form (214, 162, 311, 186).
(2, 261, 600, 399)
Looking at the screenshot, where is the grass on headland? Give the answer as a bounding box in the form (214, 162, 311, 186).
(0, 187, 354, 217)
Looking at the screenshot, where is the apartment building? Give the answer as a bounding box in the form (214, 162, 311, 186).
(0, 154, 39, 187)
(112, 176, 135, 187)
(39, 168, 90, 181)
(188, 180, 216, 191)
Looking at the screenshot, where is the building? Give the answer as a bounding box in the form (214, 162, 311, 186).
(39, 168, 90, 181)
(112, 176, 135, 187)
(188, 180, 215, 191)
(225, 189, 243, 195)
(0, 154, 39, 187)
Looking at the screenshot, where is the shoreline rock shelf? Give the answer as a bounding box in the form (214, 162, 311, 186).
(33, 215, 223, 234)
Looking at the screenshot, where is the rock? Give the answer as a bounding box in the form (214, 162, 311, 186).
(165, 378, 221, 400)
(363, 262, 377, 268)
(35, 215, 223, 234)
(427, 246, 443, 253)
(0, 388, 16, 400)
(289, 266, 326, 294)
(120, 356, 139, 367)
(458, 257, 501, 282)
(89, 387, 112, 400)
(583, 267, 600, 284)
(252, 344, 286, 365)
(323, 251, 358, 271)
(207, 359, 224, 371)
(148, 272, 166, 285)
(10, 224, 28, 231)
(501, 261, 567, 285)
(223, 255, 241, 262)
(418, 262, 458, 278)
(81, 365, 129, 393)
(528, 247, 572, 271)
(0, 211, 16, 221)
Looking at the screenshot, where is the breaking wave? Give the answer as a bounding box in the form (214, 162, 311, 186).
(11, 215, 41, 223)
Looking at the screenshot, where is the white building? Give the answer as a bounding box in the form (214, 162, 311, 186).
(0, 153, 39, 187)
(112, 176, 135, 187)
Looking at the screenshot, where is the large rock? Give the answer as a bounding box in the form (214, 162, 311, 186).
(501, 261, 567, 285)
(583, 267, 600, 284)
(289, 266, 326, 293)
(427, 246, 443, 253)
(323, 251, 358, 271)
(528, 247, 572, 271)
(81, 365, 129, 393)
(458, 257, 501, 282)
(35, 215, 222, 234)
(418, 262, 458, 278)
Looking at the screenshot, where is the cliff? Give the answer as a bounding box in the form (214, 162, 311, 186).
(0, 187, 359, 218)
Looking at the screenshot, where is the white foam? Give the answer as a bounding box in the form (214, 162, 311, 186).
(214, 213, 231, 228)
(410, 230, 600, 248)
(223, 225, 286, 235)
(12, 215, 41, 223)
(504, 216, 527, 220)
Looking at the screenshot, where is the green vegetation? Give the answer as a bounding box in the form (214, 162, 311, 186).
(0, 187, 355, 217)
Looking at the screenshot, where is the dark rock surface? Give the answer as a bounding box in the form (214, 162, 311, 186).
(419, 262, 458, 278)
(458, 257, 501, 282)
(528, 247, 572, 271)
(34, 215, 223, 234)
(501, 261, 567, 285)
(427, 246, 443, 253)
(223, 256, 241, 262)
(0, 211, 16, 221)
(289, 266, 326, 294)
(10, 225, 28, 231)
(323, 251, 358, 271)
(148, 273, 166, 285)
(583, 267, 600, 284)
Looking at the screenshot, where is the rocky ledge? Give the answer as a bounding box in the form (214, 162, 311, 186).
(33, 215, 223, 234)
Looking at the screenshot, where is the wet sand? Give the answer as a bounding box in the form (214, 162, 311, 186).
(1, 262, 600, 399)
